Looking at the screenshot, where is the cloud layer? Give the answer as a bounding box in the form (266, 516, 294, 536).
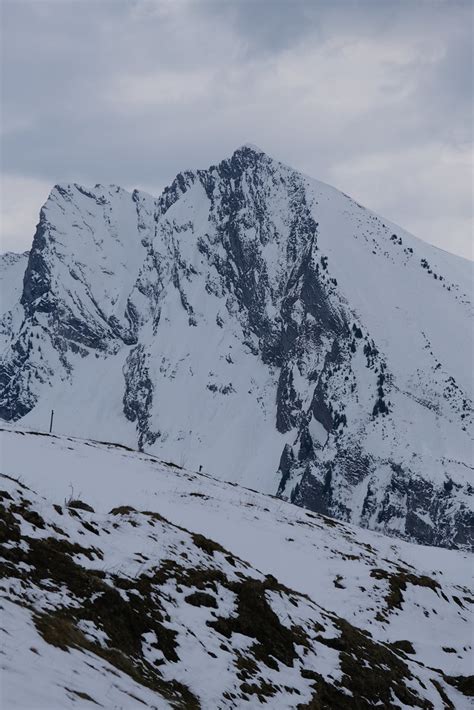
(1, 0, 472, 258)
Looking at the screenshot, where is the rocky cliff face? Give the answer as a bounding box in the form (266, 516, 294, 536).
(1, 145, 472, 549)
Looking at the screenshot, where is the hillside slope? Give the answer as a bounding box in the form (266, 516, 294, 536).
(0, 145, 472, 547)
(1, 427, 472, 708)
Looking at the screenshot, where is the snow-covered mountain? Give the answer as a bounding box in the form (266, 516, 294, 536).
(0, 145, 472, 548)
(1, 427, 472, 709)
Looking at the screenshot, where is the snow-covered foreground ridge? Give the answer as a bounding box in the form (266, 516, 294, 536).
(1, 428, 472, 709)
(0, 144, 473, 548)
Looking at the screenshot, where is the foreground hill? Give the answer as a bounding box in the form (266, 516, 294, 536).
(0, 145, 472, 548)
(1, 427, 472, 708)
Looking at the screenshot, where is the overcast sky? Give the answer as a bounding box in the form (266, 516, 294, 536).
(1, 0, 472, 259)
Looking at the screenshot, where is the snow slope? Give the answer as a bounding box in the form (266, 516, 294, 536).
(0, 146, 472, 548)
(1, 427, 472, 708)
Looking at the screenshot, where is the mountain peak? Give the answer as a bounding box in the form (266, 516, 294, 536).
(231, 143, 269, 162)
(235, 142, 266, 154)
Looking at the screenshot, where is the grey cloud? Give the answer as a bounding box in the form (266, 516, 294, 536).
(197, 0, 322, 55)
(1, 0, 472, 258)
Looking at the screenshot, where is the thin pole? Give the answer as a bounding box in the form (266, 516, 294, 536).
(49, 409, 54, 433)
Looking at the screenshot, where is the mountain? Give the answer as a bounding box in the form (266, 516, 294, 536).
(1, 427, 472, 709)
(0, 145, 472, 549)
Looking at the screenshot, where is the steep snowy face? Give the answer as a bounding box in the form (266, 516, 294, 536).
(1, 146, 473, 548)
(0, 184, 155, 420)
(0, 251, 29, 351)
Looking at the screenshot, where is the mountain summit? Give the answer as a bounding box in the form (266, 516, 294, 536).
(1, 145, 472, 548)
